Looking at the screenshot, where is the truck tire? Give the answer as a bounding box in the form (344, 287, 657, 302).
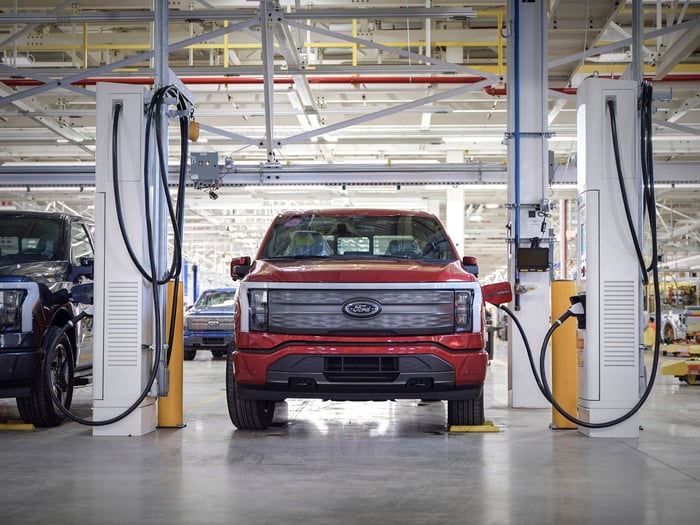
(226, 347, 275, 430)
(184, 349, 196, 360)
(17, 326, 74, 428)
(447, 389, 484, 427)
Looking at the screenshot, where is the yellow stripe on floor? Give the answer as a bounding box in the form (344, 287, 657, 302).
(449, 420, 500, 433)
(0, 420, 35, 431)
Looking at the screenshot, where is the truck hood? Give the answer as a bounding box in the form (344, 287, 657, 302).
(186, 305, 234, 317)
(0, 260, 69, 284)
(246, 258, 477, 283)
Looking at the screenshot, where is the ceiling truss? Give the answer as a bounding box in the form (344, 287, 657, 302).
(0, 1, 699, 287)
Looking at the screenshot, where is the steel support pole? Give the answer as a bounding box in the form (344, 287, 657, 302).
(506, 0, 550, 408)
(154, 1, 170, 398)
(260, 1, 277, 163)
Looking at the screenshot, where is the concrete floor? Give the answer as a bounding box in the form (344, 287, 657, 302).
(1, 341, 699, 525)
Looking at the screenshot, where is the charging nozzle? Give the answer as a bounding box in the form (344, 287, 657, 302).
(552, 294, 586, 328)
(568, 294, 586, 329)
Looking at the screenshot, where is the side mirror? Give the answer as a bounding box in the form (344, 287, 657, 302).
(70, 282, 94, 305)
(482, 282, 512, 306)
(69, 257, 94, 281)
(230, 256, 252, 280)
(462, 256, 478, 277)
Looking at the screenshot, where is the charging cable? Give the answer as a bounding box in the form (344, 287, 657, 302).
(48, 85, 191, 427)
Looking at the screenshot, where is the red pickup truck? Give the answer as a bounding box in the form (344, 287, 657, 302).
(227, 209, 507, 430)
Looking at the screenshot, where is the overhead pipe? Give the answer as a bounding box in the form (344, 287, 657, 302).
(3, 73, 699, 91)
(0, 74, 489, 87)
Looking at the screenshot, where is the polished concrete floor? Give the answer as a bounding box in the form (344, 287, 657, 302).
(1, 341, 699, 525)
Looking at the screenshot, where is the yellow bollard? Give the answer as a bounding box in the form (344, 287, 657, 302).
(158, 281, 185, 428)
(551, 280, 577, 429)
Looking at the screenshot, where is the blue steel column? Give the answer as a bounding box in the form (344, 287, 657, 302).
(506, 0, 551, 408)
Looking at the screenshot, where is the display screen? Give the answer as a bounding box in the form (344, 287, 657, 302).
(517, 247, 550, 272)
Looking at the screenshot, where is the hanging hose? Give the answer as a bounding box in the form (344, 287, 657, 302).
(48, 86, 190, 427)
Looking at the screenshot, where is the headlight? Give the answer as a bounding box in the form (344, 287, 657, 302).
(249, 289, 268, 332)
(454, 290, 474, 332)
(1, 289, 27, 332)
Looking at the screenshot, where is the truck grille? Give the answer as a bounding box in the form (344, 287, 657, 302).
(188, 317, 234, 331)
(324, 356, 399, 382)
(268, 289, 457, 336)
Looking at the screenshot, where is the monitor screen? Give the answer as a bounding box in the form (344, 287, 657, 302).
(517, 247, 550, 272)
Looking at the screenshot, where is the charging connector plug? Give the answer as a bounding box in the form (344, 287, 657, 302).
(568, 294, 586, 329)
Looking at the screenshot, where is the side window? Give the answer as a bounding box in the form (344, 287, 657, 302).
(71, 222, 94, 265)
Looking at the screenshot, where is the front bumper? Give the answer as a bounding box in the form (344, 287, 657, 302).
(233, 343, 487, 402)
(184, 330, 233, 350)
(0, 349, 41, 397)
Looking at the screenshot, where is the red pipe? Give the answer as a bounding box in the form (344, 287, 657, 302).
(2, 73, 700, 93)
(0, 75, 489, 87)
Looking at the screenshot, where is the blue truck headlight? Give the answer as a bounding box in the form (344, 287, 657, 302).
(1, 289, 27, 332)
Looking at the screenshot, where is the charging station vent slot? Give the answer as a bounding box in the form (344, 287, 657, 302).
(104, 280, 140, 367)
(601, 280, 636, 367)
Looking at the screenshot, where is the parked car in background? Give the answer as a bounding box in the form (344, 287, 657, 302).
(0, 210, 94, 427)
(184, 287, 237, 360)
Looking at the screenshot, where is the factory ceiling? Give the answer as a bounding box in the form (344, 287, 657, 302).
(1, 1, 699, 285)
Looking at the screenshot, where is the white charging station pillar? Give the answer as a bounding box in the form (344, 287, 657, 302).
(93, 83, 157, 436)
(576, 77, 641, 438)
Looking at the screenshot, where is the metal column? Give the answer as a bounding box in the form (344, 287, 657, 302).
(506, 0, 551, 408)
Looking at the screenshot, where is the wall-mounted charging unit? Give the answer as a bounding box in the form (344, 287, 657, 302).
(576, 77, 641, 438)
(93, 83, 156, 436)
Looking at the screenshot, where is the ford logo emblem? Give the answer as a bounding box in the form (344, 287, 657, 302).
(342, 299, 382, 319)
(207, 320, 220, 327)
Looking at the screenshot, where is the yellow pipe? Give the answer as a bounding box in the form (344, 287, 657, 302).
(9, 38, 501, 53)
(497, 11, 504, 77)
(352, 18, 358, 67)
(82, 23, 88, 69)
(551, 280, 577, 430)
(224, 20, 229, 68)
(158, 282, 184, 429)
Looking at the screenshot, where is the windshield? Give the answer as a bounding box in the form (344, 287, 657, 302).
(0, 216, 64, 261)
(258, 213, 457, 261)
(194, 289, 237, 308)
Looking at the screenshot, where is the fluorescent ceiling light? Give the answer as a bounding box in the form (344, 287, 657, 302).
(442, 136, 503, 143)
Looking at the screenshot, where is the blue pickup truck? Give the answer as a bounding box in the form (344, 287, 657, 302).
(184, 287, 237, 360)
(0, 210, 94, 427)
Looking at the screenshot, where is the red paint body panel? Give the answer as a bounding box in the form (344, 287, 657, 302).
(245, 258, 477, 284)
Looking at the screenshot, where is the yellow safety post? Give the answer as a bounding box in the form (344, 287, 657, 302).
(551, 280, 577, 429)
(158, 281, 185, 428)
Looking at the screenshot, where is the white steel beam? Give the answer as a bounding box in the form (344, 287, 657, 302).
(0, 18, 258, 107)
